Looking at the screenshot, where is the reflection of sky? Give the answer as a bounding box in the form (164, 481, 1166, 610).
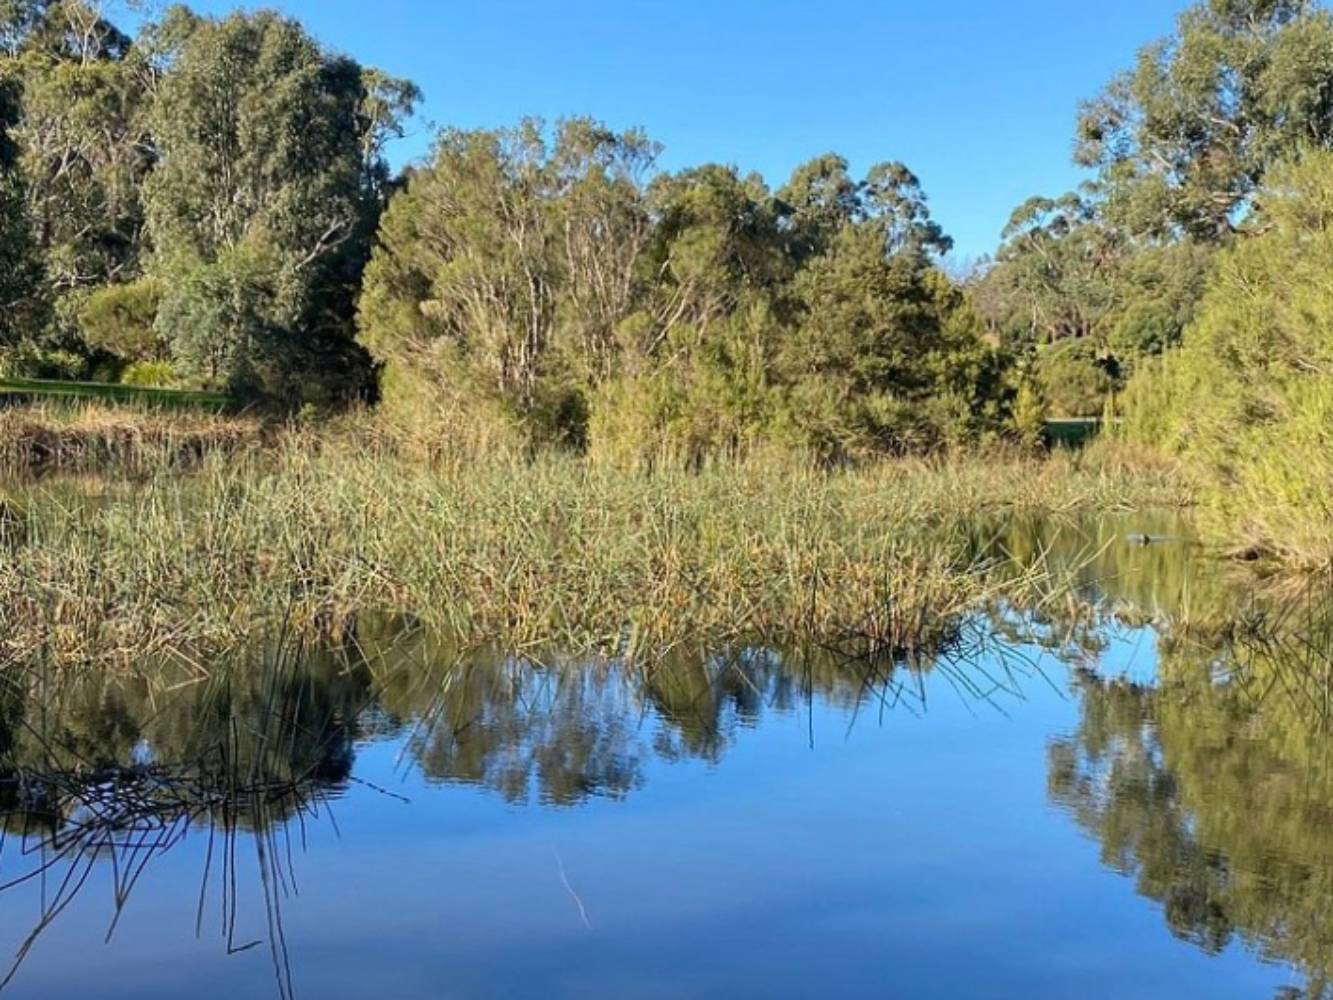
(1091, 623, 1163, 688)
(0, 638, 1294, 999)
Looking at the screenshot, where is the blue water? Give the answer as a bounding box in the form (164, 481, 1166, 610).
(0, 617, 1315, 999)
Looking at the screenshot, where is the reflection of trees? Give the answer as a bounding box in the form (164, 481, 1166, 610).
(369, 635, 646, 805)
(0, 609, 1053, 995)
(986, 514, 1333, 995)
(974, 511, 1290, 673)
(358, 619, 1042, 799)
(362, 631, 879, 801)
(1049, 603, 1333, 998)
(0, 643, 372, 826)
(0, 640, 377, 998)
(975, 512, 1253, 624)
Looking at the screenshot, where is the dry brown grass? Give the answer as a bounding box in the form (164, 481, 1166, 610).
(0, 402, 265, 474)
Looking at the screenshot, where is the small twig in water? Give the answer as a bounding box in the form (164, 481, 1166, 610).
(553, 847, 592, 930)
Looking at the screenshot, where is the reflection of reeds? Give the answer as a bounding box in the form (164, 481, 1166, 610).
(0, 615, 1068, 995)
(0, 636, 376, 999)
(1, 571, 1317, 995)
(0, 755, 324, 997)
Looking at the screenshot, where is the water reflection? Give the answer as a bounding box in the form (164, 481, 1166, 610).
(371, 628, 1043, 800)
(0, 640, 371, 997)
(1047, 598, 1333, 999)
(0, 623, 1044, 995)
(0, 517, 1330, 998)
(980, 514, 1333, 997)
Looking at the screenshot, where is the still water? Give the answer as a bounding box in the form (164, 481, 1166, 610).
(1, 515, 1330, 998)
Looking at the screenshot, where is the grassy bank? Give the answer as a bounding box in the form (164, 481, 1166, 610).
(0, 402, 263, 474)
(0, 410, 1191, 668)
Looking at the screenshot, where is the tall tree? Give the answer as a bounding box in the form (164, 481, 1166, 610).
(1077, 0, 1333, 240)
(777, 154, 952, 262)
(0, 46, 44, 353)
(782, 223, 998, 457)
(987, 193, 1122, 347)
(145, 8, 415, 405)
(642, 163, 789, 348)
(358, 117, 658, 439)
(1, 0, 153, 369)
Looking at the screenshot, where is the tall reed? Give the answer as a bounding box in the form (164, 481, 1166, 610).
(0, 431, 1189, 668)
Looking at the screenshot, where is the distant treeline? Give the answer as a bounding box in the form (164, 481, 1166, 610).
(3, 1, 1333, 486)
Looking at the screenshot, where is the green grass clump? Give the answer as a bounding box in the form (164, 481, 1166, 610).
(0, 430, 1189, 669)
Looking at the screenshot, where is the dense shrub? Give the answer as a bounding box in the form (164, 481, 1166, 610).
(1121, 152, 1333, 564)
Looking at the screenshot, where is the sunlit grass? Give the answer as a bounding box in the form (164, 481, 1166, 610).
(0, 414, 1192, 669)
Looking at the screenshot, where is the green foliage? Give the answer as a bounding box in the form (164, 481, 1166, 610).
(976, 194, 1215, 400)
(1033, 339, 1120, 418)
(143, 8, 409, 408)
(155, 249, 277, 395)
(981, 0, 1333, 423)
(1011, 379, 1046, 449)
(78, 278, 163, 364)
(361, 126, 1002, 462)
(358, 117, 658, 445)
(781, 229, 1000, 457)
(1077, 0, 1333, 241)
(587, 300, 786, 468)
(3, 0, 153, 358)
(119, 359, 174, 388)
(0, 23, 45, 351)
(1122, 151, 1333, 564)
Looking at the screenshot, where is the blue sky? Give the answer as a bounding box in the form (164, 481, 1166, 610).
(172, 0, 1185, 260)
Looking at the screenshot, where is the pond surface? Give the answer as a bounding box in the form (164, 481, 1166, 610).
(1, 514, 1331, 998)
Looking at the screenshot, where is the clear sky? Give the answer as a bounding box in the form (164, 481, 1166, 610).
(171, 0, 1186, 260)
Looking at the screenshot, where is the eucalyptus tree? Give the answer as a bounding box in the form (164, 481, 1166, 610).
(983, 0, 1333, 417)
(776, 153, 861, 262)
(583, 163, 794, 464)
(978, 193, 1213, 415)
(0, 0, 153, 368)
(0, 61, 43, 353)
(1077, 0, 1333, 240)
(776, 154, 952, 263)
(773, 154, 996, 457)
(145, 7, 416, 405)
(641, 163, 789, 348)
(358, 117, 659, 441)
(782, 220, 999, 457)
(985, 193, 1123, 348)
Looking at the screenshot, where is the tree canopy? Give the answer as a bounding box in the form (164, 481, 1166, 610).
(1, 0, 1331, 512)
(0, 0, 415, 401)
(359, 123, 1000, 461)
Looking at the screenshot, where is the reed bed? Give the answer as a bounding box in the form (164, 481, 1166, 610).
(0, 426, 1191, 669)
(0, 401, 263, 474)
